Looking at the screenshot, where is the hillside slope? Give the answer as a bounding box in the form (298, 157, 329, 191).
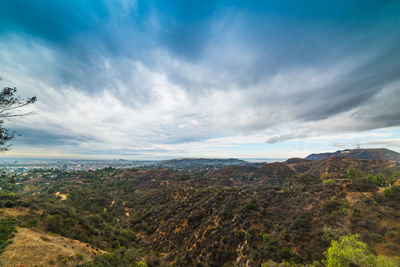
(0, 156, 399, 266)
(0, 227, 104, 266)
(0, 207, 104, 267)
(305, 148, 400, 161)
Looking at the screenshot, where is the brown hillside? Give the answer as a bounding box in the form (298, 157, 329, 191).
(215, 157, 397, 180)
(0, 227, 104, 266)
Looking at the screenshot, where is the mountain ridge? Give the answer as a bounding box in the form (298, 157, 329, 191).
(305, 148, 400, 161)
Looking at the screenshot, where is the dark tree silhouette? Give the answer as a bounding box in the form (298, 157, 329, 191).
(0, 78, 37, 151)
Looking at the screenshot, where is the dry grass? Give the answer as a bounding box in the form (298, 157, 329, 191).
(0, 208, 29, 218)
(0, 227, 105, 266)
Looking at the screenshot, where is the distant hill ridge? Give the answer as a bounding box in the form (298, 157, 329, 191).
(305, 148, 400, 161)
(158, 158, 249, 167)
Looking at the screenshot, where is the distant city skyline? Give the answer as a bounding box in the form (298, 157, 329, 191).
(1, 1, 400, 159)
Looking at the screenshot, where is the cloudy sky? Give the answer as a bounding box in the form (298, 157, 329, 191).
(1, 0, 400, 160)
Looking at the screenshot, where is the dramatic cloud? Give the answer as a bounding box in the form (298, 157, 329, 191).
(0, 0, 399, 159)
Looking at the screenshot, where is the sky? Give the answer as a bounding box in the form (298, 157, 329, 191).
(0, 0, 400, 160)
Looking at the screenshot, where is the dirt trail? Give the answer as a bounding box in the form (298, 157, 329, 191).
(55, 191, 68, 201)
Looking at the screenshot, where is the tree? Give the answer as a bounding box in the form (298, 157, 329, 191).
(0, 78, 37, 151)
(387, 171, 400, 187)
(347, 166, 360, 180)
(322, 234, 400, 267)
(375, 173, 385, 187)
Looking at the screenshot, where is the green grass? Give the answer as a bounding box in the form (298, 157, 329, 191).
(0, 217, 17, 254)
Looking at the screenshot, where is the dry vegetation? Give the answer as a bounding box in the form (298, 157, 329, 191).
(0, 157, 398, 266)
(0, 227, 104, 266)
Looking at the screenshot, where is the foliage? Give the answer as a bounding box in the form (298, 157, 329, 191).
(0, 79, 37, 151)
(21, 217, 38, 228)
(0, 217, 17, 254)
(347, 166, 360, 180)
(384, 186, 400, 200)
(322, 179, 336, 186)
(322, 234, 400, 267)
(375, 173, 385, 186)
(323, 199, 349, 215)
(346, 169, 379, 192)
(387, 171, 400, 187)
(322, 226, 345, 242)
(278, 247, 301, 263)
(6, 164, 400, 266)
(369, 232, 384, 243)
(78, 248, 144, 267)
(246, 199, 258, 210)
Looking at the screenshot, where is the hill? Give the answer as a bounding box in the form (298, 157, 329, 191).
(0, 156, 399, 266)
(305, 148, 400, 161)
(0, 208, 104, 266)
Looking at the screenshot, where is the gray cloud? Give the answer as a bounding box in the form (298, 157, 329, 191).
(1, 0, 400, 156)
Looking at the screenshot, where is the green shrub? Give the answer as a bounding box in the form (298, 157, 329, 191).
(384, 186, 400, 200)
(347, 177, 378, 192)
(23, 217, 38, 228)
(363, 197, 374, 205)
(347, 166, 361, 180)
(0, 217, 17, 254)
(144, 254, 160, 266)
(323, 200, 341, 213)
(322, 226, 345, 242)
(246, 199, 258, 211)
(370, 233, 384, 243)
(387, 171, 400, 187)
(323, 179, 336, 186)
(375, 173, 385, 186)
(278, 247, 301, 263)
(322, 234, 400, 267)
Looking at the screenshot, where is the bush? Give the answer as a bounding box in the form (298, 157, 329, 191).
(22, 217, 38, 228)
(323, 199, 341, 212)
(323, 179, 336, 186)
(277, 247, 301, 263)
(322, 234, 400, 267)
(144, 254, 160, 266)
(370, 233, 384, 243)
(0, 217, 17, 253)
(322, 226, 345, 242)
(375, 173, 385, 186)
(347, 166, 361, 180)
(384, 186, 400, 200)
(246, 199, 258, 211)
(387, 171, 400, 187)
(347, 177, 378, 192)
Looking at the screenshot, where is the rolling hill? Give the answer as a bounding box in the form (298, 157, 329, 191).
(305, 148, 400, 161)
(0, 155, 399, 266)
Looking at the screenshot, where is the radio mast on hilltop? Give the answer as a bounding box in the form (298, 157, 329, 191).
(356, 141, 361, 149)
